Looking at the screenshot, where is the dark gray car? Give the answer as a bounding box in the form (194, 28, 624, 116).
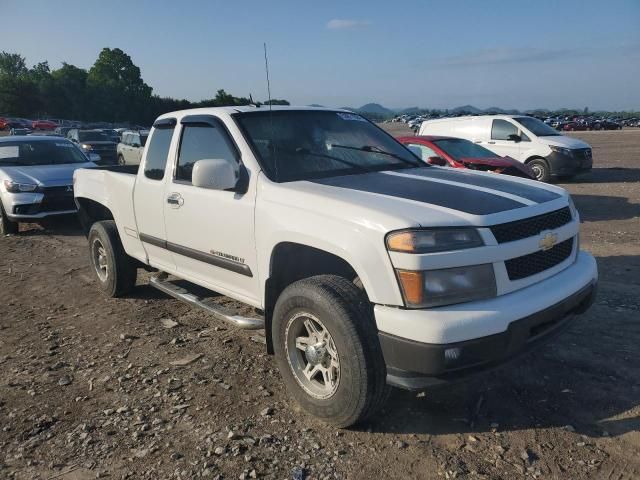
(67, 129, 117, 165)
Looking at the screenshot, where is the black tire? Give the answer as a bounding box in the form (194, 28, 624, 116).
(117, 154, 125, 166)
(528, 158, 551, 183)
(0, 205, 19, 236)
(272, 275, 389, 428)
(87, 220, 137, 297)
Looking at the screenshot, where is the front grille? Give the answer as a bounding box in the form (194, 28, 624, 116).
(490, 207, 572, 243)
(40, 186, 76, 212)
(505, 238, 574, 280)
(574, 148, 592, 160)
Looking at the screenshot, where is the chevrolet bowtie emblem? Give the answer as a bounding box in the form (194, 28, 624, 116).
(539, 232, 558, 251)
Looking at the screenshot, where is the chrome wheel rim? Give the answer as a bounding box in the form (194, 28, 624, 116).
(91, 238, 109, 282)
(531, 164, 544, 180)
(285, 312, 340, 399)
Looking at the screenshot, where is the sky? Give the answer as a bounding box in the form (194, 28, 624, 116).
(2, 0, 640, 111)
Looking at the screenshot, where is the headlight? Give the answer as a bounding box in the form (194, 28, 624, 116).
(549, 145, 573, 157)
(3, 180, 40, 193)
(396, 264, 497, 308)
(81, 143, 93, 150)
(386, 228, 483, 254)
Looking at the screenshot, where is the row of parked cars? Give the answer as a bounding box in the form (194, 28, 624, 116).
(0, 106, 598, 427)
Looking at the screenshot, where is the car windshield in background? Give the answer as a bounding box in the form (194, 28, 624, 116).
(235, 110, 422, 182)
(0, 140, 89, 166)
(79, 131, 109, 141)
(432, 138, 499, 160)
(141, 135, 148, 146)
(514, 117, 561, 136)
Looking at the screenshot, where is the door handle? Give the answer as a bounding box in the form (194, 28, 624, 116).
(167, 193, 184, 208)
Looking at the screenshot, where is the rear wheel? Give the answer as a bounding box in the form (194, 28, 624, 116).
(88, 220, 137, 297)
(0, 205, 19, 236)
(528, 158, 551, 183)
(273, 275, 389, 428)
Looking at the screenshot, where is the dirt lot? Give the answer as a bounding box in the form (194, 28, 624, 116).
(0, 129, 639, 480)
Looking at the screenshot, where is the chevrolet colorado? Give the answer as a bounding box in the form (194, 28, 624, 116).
(74, 107, 598, 427)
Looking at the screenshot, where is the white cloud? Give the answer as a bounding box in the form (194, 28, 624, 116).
(326, 19, 371, 30)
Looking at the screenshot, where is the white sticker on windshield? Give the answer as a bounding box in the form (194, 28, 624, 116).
(55, 143, 74, 147)
(0, 146, 19, 159)
(336, 112, 367, 122)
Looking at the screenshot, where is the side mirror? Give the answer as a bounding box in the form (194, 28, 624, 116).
(192, 159, 238, 190)
(507, 134, 521, 143)
(427, 156, 447, 166)
(88, 153, 101, 163)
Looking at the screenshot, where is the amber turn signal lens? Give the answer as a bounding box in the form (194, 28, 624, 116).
(386, 232, 416, 253)
(397, 270, 424, 306)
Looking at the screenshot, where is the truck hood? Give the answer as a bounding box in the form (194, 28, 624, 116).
(272, 167, 568, 230)
(544, 135, 590, 149)
(0, 163, 95, 187)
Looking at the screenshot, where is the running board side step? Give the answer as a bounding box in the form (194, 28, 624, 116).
(149, 275, 264, 330)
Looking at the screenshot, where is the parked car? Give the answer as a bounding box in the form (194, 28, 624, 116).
(100, 129, 120, 143)
(419, 115, 593, 182)
(67, 129, 117, 165)
(117, 130, 149, 165)
(397, 135, 535, 179)
(562, 121, 588, 132)
(55, 126, 73, 137)
(9, 128, 32, 136)
(592, 120, 622, 130)
(74, 106, 597, 427)
(1, 118, 27, 131)
(31, 119, 58, 131)
(0, 136, 97, 234)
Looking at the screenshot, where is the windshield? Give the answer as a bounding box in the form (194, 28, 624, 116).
(0, 140, 89, 166)
(514, 117, 561, 136)
(235, 110, 422, 182)
(78, 131, 109, 142)
(432, 138, 499, 160)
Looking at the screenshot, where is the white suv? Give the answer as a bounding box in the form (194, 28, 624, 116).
(117, 130, 149, 166)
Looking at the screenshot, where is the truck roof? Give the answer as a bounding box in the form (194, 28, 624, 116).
(155, 105, 350, 121)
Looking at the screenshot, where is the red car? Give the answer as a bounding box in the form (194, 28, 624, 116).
(397, 135, 535, 180)
(31, 119, 58, 131)
(562, 122, 587, 132)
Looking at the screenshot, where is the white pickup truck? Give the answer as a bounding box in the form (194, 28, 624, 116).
(74, 106, 598, 427)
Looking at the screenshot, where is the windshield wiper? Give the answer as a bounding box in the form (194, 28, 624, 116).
(292, 147, 378, 174)
(330, 144, 422, 168)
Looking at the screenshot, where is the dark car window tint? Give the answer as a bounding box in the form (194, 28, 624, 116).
(491, 120, 518, 140)
(144, 127, 174, 180)
(176, 125, 237, 183)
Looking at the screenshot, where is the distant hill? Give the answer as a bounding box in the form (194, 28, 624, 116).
(450, 105, 483, 114)
(356, 103, 394, 115)
(308, 104, 325, 108)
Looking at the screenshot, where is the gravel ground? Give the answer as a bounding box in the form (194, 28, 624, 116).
(0, 129, 639, 479)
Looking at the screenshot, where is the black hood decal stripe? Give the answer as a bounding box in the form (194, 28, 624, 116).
(310, 171, 526, 215)
(404, 167, 561, 203)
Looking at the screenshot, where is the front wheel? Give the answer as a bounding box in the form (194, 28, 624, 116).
(88, 220, 137, 297)
(273, 275, 389, 428)
(0, 205, 19, 236)
(117, 154, 126, 166)
(528, 158, 551, 183)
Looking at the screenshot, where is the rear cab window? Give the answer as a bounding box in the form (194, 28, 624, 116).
(144, 121, 175, 180)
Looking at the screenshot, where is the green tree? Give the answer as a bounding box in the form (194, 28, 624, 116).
(87, 48, 152, 122)
(0, 51, 40, 116)
(50, 63, 89, 119)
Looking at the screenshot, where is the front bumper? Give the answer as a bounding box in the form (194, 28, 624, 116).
(546, 149, 592, 177)
(3, 190, 77, 220)
(376, 251, 598, 390)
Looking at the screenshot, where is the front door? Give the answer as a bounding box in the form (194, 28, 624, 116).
(162, 115, 259, 304)
(486, 119, 522, 160)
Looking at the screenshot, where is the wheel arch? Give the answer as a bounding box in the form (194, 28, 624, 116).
(76, 197, 115, 236)
(263, 242, 365, 354)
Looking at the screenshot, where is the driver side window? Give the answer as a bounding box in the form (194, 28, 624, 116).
(491, 119, 519, 140)
(406, 143, 440, 163)
(176, 124, 238, 184)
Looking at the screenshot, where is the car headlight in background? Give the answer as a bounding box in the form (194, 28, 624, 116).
(386, 228, 484, 254)
(81, 143, 93, 150)
(549, 145, 573, 157)
(3, 180, 40, 193)
(396, 264, 497, 308)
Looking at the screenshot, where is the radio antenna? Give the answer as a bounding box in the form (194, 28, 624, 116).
(264, 42, 277, 180)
